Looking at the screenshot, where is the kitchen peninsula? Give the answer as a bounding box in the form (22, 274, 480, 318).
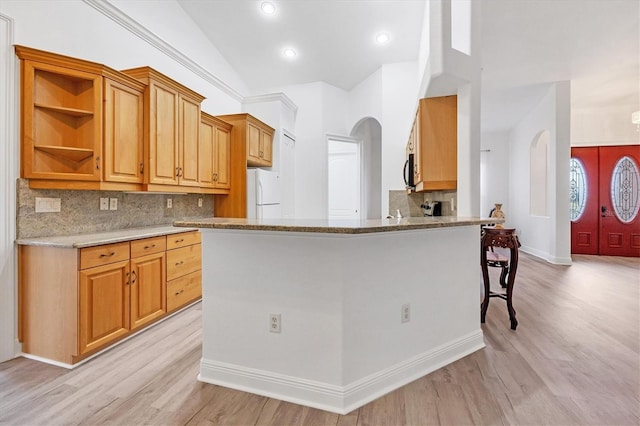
(173, 216, 501, 414)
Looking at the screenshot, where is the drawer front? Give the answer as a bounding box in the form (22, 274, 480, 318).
(166, 231, 201, 250)
(167, 270, 202, 312)
(131, 236, 166, 258)
(166, 243, 202, 281)
(80, 242, 130, 270)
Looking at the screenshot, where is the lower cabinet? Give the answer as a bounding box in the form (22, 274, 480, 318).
(19, 231, 201, 365)
(78, 258, 131, 355)
(166, 231, 202, 311)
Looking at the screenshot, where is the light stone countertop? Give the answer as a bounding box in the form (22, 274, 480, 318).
(173, 216, 502, 234)
(15, 225, 198, 248)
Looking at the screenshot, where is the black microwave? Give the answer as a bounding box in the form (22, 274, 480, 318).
(403, 153, 415, 189)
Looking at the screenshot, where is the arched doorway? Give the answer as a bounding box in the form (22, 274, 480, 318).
(350, 117, 382, 219)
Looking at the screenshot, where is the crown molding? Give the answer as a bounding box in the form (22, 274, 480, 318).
(82, 0, 245, 101)
(243, 92, 299, 115)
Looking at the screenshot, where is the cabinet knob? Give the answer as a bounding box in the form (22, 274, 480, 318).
(99, 252, 116, 258)
(175, 289, 184, 296)
(175, 238, 184, 243)
(175, 260, 184, 266)
(131, 270, 137, 284)
(95, 156, 100, 170)
(140, 162, 144, 175)
(144, 244, 156, 250)
(176, 167, 183, 177)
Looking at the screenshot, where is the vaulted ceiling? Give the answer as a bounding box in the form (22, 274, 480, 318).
(178, 0, 639, 132)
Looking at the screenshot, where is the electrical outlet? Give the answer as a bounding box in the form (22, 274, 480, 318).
(100, 197, 109, 211)
(198, 198, 203, 207)
(35, 197, 61, 213)
(401, 303, 411, 323)
(269, 313, 281, 333)
(167, 198, 173, 209)
(109, 198, 118, 211)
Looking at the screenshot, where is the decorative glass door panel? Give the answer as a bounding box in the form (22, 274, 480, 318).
(572, 145, 640, 257)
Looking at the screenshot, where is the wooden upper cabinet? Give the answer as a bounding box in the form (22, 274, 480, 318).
(410, 95, 457, 192)
(213, 113, 276, 218)
(179, 95, 201, 187)
(121, 67, 205, 192)
(103, 75, 145, 185)
(16, 46, 146, 191)
(246, 120, 274, 167)
(200, 112, 232, 192)
(16, 47, 103, 182)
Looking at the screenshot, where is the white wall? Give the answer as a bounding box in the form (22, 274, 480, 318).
(0, 0, 251, 362)
(572, 103, 640, 146)
(480, 130, 510, 217)
(351, 118, 382, 219)
(508, 82, 572, 265)
(2, 0, 246, 113)
(243, 94, 298, 219)
(381, 63, 420, 213)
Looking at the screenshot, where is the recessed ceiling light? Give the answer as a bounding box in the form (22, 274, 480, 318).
(283, 48, 297, 58)
(375, 32, 390, 45)
(261, 2, 276, 14)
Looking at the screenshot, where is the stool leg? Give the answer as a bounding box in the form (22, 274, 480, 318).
(481, 252, 491, 323)
(506, 248, 519, 330)
(499, 265, 509, 288)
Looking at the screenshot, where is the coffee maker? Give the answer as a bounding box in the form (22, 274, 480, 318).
(421, 201, 442, 216)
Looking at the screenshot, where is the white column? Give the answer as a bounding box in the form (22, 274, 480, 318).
(0, 12, 19, 362)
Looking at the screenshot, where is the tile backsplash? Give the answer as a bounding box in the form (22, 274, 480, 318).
(16, 179, 214, 239)
(389, 189, 457, 218)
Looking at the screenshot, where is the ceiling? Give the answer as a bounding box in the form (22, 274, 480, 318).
(178, 0, 639, 132)
(178, 0, 425, 91)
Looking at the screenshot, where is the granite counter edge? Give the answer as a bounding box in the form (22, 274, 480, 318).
(15, 226, 199, 248)
(173, 218, 502, 235)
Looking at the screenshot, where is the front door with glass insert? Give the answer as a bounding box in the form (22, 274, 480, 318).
(571, 145, 640, 257)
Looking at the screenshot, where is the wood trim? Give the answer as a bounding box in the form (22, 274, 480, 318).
(18, 245, 79, 364)
(121, 66, 205, 103)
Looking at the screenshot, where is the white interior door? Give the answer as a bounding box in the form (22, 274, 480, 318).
(328, 138, 361, 220)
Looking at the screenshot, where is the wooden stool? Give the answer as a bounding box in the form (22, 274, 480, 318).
(481, 227, 520, 330)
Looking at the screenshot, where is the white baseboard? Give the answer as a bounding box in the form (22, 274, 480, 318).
(199, 330, 485, 415)
(520, 245, 573, 265)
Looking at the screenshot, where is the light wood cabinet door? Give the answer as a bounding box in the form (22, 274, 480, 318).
(214, 126, 231, 189)
(247, 123, 273, 167)
(148, 82, 179, 186)
(199, 113, 231, 190)
(199, 119, 215, 188)
(130, 252, 166, 330)
(247, 122, 262, 164)
(409, 96, 457, 192)
(179, 95, 201, 187)
(103, 78, 144, 184)
(78, 260, 130, 355)
(261, 130, 273, 165)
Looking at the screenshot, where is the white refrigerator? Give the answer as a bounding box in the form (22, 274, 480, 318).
(246, 168, 282, 219)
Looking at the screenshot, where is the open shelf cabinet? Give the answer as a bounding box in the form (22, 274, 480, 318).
(18, 50, 102, 181)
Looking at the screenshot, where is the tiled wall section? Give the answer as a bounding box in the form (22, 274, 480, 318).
(388, 190, 457, 217)
(16, 179, 214, 239)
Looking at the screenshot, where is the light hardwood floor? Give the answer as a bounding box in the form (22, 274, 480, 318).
(1, 253, 638, 425)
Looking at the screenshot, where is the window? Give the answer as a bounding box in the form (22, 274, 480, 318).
(610, 155, 640, 223)
(569, 158, 587, 221)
